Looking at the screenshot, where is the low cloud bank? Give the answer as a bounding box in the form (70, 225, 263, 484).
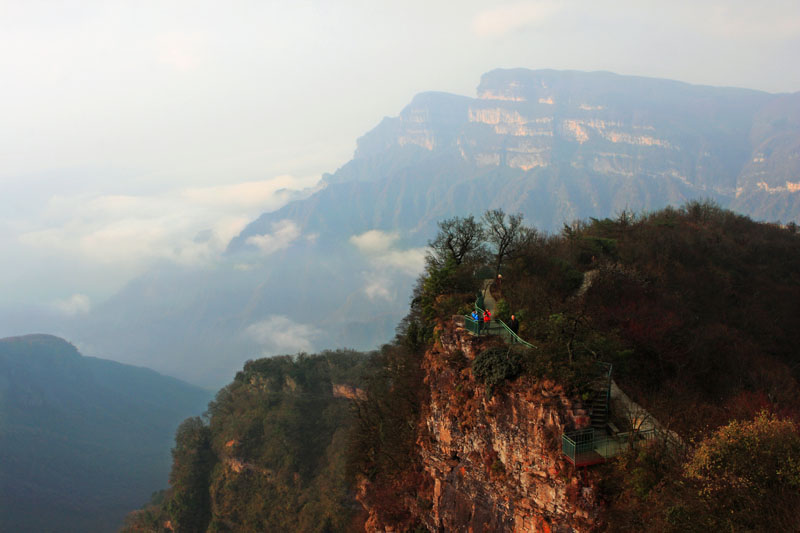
(17, 175, 318, 271)
(51, 293, 91, 316)
(245, 220, 302, 255)
(245, 315, 321, 354)
(350, 229, 428, 301)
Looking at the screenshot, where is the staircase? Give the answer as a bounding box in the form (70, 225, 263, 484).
(562, 362, 618, 466)
(587, 362, 613, 433)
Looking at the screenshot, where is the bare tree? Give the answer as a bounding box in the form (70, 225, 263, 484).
(427, 215, 486, 268)
(483, 209, 532, 276)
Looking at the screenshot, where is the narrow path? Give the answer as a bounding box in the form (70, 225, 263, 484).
(574, 269, 599, 299)
(564, 267, 683, 454)
(609, 381, 684, 446)
(481, 279, 497, 314)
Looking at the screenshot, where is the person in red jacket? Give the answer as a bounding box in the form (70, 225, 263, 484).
(483, 309, 491, 328)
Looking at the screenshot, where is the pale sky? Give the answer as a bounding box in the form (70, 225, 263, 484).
(1, 0, 799, 311)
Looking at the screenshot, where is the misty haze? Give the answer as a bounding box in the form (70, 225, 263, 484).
(2, 2, 800, 532)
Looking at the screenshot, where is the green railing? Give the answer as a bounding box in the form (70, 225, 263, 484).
(562, 428, 597, 463)
(471, 303, 536, 348)
(562, 427, 657, 466)
(461, 315, 482, 335)
(496, 319, 535, 348)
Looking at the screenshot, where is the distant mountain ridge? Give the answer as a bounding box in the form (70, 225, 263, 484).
(68, 69, 800, 387)
(231, 69, 799, 250)
(0, 334, 210, 532)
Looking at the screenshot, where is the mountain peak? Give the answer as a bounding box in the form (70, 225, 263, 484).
(0, 334, 80, 359)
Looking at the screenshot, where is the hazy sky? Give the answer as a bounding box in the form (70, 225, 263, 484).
(2, 0, 799, 313)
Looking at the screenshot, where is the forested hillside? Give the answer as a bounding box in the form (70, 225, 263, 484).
(0, 335, 210, 533)
(122, 350, 370, 532)
(128, 203, 800, 531)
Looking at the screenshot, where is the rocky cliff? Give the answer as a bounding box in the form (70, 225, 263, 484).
(235, 69, 800, 252)
(352, 69, 799, 218)
(360, 321, 601, 532)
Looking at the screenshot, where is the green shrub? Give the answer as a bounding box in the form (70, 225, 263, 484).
(549, 257, 584, 294)
(472, 347, 523, 393)
(495, 299, 511, 323)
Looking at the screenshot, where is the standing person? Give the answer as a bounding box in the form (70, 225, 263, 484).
(471, 310, 480, 334)
(509, 314, 520, 336)
(483, 309, 491, 331)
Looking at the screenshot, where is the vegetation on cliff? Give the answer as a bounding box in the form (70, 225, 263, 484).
(356, 201, 800, 530)
(603, 412, 800, 531)
(499, 202, 800, 431)
(124, 202, 800, 531)
(122, 350, 369, 532)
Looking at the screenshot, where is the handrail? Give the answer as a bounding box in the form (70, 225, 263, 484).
(496, 319, 536, 349)
(596, 361, 613, 415)
(470, 303, 535, 348)
(562, 427, 657, 466)
(460, 315, 482, 335)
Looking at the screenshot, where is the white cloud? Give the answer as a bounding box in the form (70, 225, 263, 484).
(17, 176, 317, 270)
(245, 315, 320, 354)
(52, 293, 91, 316)
(364, 276, 394, 302)
(376, 248, 427, 276)
(350, 229, 427, 276)
(473, 1, 561, 38)
(245, 219, 301, 255)
(349, 229, 398, 254)
(349, 229, 427, 302)
(181, 174, 320, 211)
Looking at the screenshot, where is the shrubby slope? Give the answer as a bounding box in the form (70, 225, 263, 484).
(128, 203, 800, 531)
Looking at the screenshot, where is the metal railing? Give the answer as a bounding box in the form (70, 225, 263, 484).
(496, 319, 536, 348)
(562, 428, 597, 464)
(471, 303, 536, 348)
(562, 427, 657, 466)
(460, 315, 482, 335)
(591, 361, 613, 426)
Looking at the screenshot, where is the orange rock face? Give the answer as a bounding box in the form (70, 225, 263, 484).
(332, 383, 366, 400)
(360, 322, 602, 532)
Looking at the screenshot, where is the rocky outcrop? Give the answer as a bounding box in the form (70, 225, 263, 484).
(333, 383, 366, 400)
(345, 69, 800, 225)
(361, 322, 602, 532)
